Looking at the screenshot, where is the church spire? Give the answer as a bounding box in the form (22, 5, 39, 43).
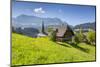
(42, 21, 44, 34)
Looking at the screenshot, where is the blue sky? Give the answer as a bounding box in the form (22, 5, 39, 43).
(12, 0, 96, 26)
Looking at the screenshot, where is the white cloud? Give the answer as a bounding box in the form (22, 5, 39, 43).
(34, 7, 45, 14)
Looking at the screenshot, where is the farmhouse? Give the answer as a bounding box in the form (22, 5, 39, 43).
(56, 24, 74, 41)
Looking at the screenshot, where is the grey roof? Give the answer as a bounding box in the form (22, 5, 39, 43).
(56, 26, 67, 37)
(37, 33, 46, 37)
(56, 25, 74, 37)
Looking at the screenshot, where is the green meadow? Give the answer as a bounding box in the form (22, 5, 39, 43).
(12, 33, 96, 66)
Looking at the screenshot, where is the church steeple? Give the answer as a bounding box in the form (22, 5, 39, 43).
(41, 21, 45, 34)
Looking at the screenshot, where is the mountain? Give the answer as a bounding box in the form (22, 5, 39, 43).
(12, 15, 68, 37)
(12, 27, 39, 37)
(12, 14, 65, 28)
(74, 22, 96, 31)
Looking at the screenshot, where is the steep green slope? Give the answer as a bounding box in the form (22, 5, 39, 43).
(12, 33, 96, 66)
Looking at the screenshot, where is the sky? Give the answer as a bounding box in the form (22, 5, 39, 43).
(12, 0, 96, 26)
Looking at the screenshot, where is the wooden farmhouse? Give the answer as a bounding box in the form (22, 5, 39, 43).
(56, 24, 74, 41)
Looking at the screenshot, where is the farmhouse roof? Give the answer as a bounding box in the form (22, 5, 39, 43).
(56, 24, 74, 37)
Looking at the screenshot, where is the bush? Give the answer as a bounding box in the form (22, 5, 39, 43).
(87, 31, 95, 45)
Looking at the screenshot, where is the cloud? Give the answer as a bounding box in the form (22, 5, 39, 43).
(33, 7, 45, 14)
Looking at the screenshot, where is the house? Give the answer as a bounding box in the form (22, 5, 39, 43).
(56, 24, 74, 41)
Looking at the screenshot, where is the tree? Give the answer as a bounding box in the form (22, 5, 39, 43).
(74, 28, 86, 43)
(72, 28, 86, 44)
(50, 29, 57, 42)
(72, 35, 80, 44)
(87, 31, 95, 45)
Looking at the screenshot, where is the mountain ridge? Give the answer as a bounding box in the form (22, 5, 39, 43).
(12, 14, 66, 28)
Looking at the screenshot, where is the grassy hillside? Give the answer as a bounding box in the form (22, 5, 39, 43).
(12, 33, 96, 66)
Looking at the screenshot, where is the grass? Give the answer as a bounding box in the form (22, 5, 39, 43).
(12, 33, 96, 66)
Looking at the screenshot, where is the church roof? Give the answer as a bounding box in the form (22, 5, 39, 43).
(37, 33, 46, 37)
